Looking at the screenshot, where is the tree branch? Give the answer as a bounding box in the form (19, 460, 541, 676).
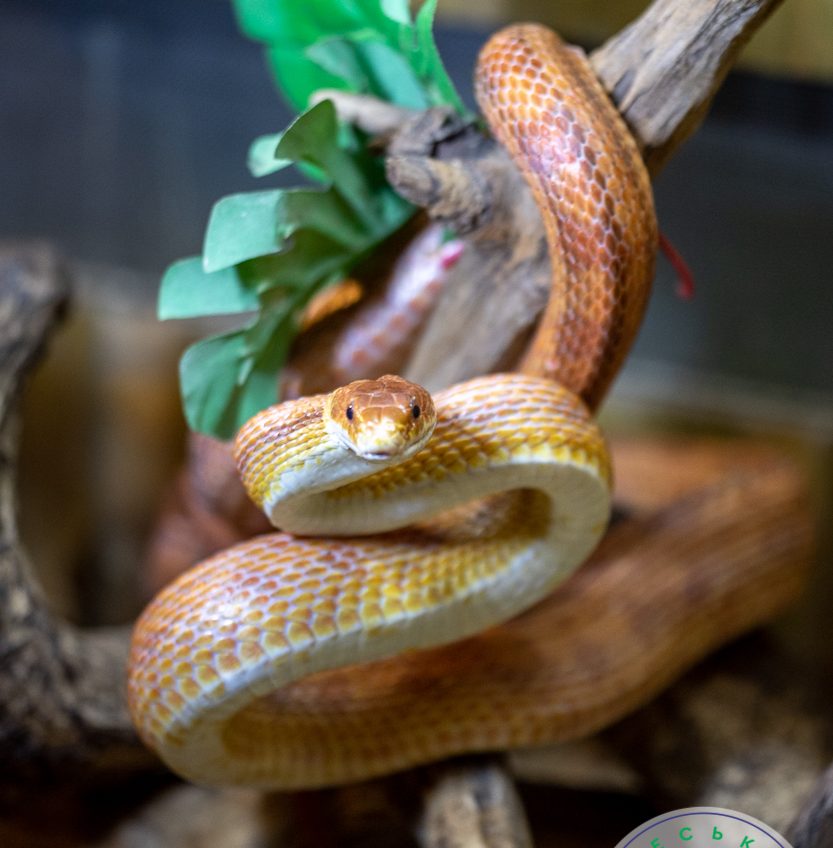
(418, 759, 534, 848)
(355, 0, 787, 389)
(0, 246, 150, 798)
(591, 0, 783, 173)
(790, 765, 833, 848)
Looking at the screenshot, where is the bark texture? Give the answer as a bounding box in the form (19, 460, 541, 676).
(0, 246, 151, 797)
(337, 0, 786, 390)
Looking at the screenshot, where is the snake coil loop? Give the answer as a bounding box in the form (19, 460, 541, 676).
(127, 24, 657, 789)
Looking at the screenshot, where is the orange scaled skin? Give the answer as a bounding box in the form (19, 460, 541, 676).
(325, 376, 435, 460)
(476, 26, 657, 408)
(128, 24, 658, 788)
(142, 225, 463, 594)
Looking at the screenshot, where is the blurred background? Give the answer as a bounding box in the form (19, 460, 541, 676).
(4, 0, 832, 610)
(1, 1, 831, 844)
(1, 0, 831, 392)
(3, 0, 831, 619)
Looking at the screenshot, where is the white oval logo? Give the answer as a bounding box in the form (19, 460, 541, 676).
(615, 807, 793, 848)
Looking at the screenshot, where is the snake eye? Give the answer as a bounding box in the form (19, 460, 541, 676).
(412, 403, 420, 419)
(346, 404, 354, 421)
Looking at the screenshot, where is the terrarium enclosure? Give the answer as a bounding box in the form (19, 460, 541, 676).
(1, 0, 832, 846)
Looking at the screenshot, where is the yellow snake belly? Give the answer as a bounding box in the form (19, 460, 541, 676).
(127, 23, 657, 788)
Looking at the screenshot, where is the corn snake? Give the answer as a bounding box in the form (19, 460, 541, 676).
(128, 23, 657, 788)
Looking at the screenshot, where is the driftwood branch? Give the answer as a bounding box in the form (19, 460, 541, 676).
(418, 760, 534, 848)
(604, 637, 828, 833)
(790, 766, 833, 848)
(319, 0, 787, 391)
(0, 246, 151, 799)
(590, 0, 783, 173)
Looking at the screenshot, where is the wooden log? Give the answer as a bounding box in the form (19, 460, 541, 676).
(418, 760, 534, 848)
(790, 765, 833, 848)
(366, 0, 786, 390)
(591, 0, 783, 173)
(0, 245, 152, 800)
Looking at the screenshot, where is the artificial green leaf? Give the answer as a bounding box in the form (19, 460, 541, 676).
(234, 0, 391, 110)
(275, 189, 368, 246)
(274, 99, 340, 171)
(344, 0, 410, 44)
(159, 258, 259, 319)
(235, 309, 296, 424)
(237, 0, 419, 110)
(239, 328, 304, 425)
(354, 39, 427, 107)
(239, 229, 351, 294)
(181, 296, 308, 439)
(414, 0, 467, 114)
(168, 0, 467, 439)
(375, 180, 415, 225)
(253, 127, 331, 184)
(306, 37, 370, 92)
(234, 0, 363, 47)
(266, 46, 349, 112)
(247, 133, 292, 177)
(180, 327, 260, 439)
(231, 0, 287, 43)
(275, 101, 378, 222)
(203, 190, 286, 272)
(202, 186, 362, 274)
(380, 0, 411, 25)
(307, 36, 426, 107)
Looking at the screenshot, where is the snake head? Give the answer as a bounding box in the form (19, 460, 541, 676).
(324, 375, 435, 461)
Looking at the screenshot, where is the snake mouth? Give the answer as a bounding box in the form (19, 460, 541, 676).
(325, 420, 430, 463)
(355, 433, 432, 462)
(328, 416, 436, 463)
(362, 426, 435, 462)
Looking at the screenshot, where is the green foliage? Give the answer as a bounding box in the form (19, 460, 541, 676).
(161, 1, 466, 439)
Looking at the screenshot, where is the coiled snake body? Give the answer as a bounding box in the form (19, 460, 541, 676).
(128, 24, 657, 788)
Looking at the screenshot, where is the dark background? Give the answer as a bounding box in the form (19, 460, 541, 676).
(1, 0, 832, 396)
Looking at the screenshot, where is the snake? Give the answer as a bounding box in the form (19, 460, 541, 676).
(127, 23, 657, 788)
(283, 222, 466, 400)
(142, 223, 464, 592)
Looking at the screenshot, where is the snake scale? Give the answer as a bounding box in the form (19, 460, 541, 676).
(128, 24, 658, 788)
